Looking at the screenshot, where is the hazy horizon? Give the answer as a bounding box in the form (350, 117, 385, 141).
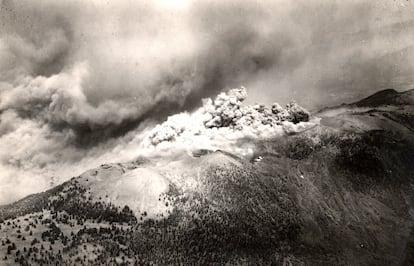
(1, 0, 414, 204)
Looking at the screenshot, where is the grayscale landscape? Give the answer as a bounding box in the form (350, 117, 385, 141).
(0, 0, 414, 265)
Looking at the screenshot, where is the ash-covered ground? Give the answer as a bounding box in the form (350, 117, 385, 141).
(0, 88, 414, 265)
(1, 1, 414, 265)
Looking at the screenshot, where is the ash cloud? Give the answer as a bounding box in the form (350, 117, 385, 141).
(0, 0, 414, 203)
(146, 88, 314, 155)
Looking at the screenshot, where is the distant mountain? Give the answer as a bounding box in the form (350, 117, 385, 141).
(353, 88, 414, 107)
(1, 89, 414, 265)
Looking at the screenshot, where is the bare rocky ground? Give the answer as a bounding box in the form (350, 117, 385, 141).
(1, 89, 414, 265)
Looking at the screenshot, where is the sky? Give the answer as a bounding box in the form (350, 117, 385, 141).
(0, 0, 414, 204)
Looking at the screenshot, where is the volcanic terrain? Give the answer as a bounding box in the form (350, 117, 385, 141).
(1, 89, 414, 265)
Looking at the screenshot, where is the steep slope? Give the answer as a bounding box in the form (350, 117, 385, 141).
(353, 88, 414, 107)
(1, 89, 414, 265)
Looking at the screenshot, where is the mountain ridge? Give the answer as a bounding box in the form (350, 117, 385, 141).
(353, 88, 414, 107)
(1, 89, 414, 265)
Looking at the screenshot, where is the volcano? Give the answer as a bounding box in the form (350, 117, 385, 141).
(1, 89, 414, 265)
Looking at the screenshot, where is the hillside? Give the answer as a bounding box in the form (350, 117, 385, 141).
(1, 89, 414, 265)
(353, 88, 414, 107)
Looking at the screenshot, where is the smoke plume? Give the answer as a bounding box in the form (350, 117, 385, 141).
(145, 87, 315, 156)
(0, 0, 414, 203)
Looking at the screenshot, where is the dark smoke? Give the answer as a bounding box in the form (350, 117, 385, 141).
(0, 0, 413, 203)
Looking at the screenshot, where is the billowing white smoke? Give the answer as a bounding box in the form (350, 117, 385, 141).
(1, 0, 413, 205)
(145, 87, 315, 155)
